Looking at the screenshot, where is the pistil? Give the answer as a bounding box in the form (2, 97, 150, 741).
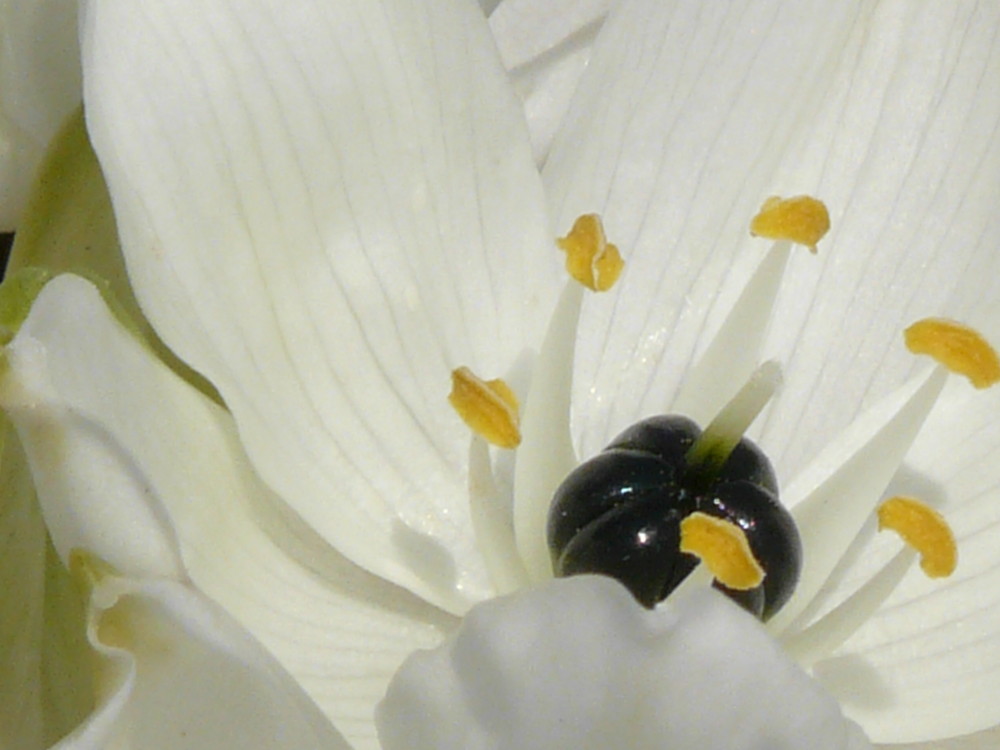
(685, 360, 782, 483)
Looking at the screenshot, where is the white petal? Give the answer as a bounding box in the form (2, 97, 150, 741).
(2, 275, 455, 748)
(543, 0, 866, 456)
(543, 0, 1000, 482)
(0, 0, 81, 229)
(491, 0, 609, 69)
(378, 575, 871, 750)
(808, 382, 1000, 743)
(81, 0, 562, 610)
(1, 293, 185, 580)
(490, 0, 611, 163)
(752, 1, 1000, 482)
(54, 571, 349, 750)
(770, 367, 947, 634)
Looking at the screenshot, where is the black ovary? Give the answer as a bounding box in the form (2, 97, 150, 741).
(547, 415, 801, 619)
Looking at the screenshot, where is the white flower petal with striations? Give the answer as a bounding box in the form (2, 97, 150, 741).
(1, 275, 454, 749)
(55, 561, 350, 750)
(807, 380, 1000, 744)
(7, 0, 998, 746)
(489, 0, 611, 164)
(377, 576, 871, 750)
(81, 0, 563, 614)
(539, 0, 1000, 741)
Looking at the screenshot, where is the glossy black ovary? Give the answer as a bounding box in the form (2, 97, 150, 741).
(547, 415, 801, 619)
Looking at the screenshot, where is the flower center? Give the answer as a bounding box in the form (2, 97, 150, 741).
(448, 197, 996, 646)
(545, 361, 802, 619)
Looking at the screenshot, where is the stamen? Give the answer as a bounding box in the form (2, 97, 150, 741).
(673, 240, 793, 424)
(679, 512, 765, 590)
(878, 496, 957, 578)
(750, 196, 830, 252)
(783, 547, 914, 666)
(449, 367, 521, 449)
(514, 283, 583, 581)
(468, 438, 530, 594)
(770, 367, 949, 635)
(557, 214, 624, 292)
(904, 318, 1000, 389)
(686, 360, 782, 479)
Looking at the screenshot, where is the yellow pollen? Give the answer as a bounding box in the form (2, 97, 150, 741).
(557, 213, 624, 292)
(749, 195, 830, 252)
(904, 318, 1000, 389)
(448, 366, 521, 449)
(878, 496, 957, 578)
(679, 512, 765, 591)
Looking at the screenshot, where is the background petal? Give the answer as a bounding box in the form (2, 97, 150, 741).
(2, 275, 456, 748)
(6, 109, 212, 395)
(378, 576, 871, 750)
(81, 0, 562, 610)
(543, 0, 866, 454)
(55, 573, 350, 750)
(0, 0, 81, 229)
(489, 0, 611, 163)
(751, 0, 1000, 480)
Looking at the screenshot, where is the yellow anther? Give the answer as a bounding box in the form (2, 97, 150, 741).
(750, 195, 830, 252)
(557, 214, 624, 292)
(679, 512, 764, 590)
(904, 318, 1000, 389)
(449, 366, 521, 449)
(878, 496, 957, 578)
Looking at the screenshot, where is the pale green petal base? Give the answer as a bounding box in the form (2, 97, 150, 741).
(7, 108, 216, 400)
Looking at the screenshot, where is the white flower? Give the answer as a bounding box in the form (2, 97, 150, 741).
(2, 0, 1000, 748)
